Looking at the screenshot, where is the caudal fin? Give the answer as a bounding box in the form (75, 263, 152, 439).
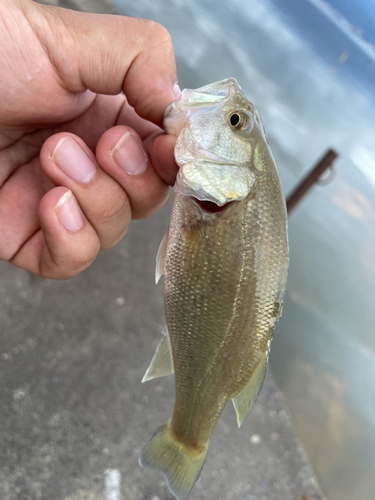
(139, 423, 207, 500)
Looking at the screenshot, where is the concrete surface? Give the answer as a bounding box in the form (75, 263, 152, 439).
(0, 1, 325, 499)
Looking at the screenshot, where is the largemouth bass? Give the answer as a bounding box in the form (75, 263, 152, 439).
(140, 78, 289, 500)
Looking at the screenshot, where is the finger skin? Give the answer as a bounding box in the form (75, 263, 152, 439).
(19, 2, 180, 126)
(0, 157, 52, 262)
(148, 133, 178, 186)
(0, 0, 180, 279)
(96, 126, 170, 219)
(11, 187, 100, 279)
(40, 128, 170, 247)
(40, 132, 131, 249)
(115, 99, 161, 140)
(113, 101, 179, 186)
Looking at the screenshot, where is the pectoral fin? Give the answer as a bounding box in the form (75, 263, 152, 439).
(155, 228, 169, 284)
(232, 351, 269, 427)
(142, 326, 174, 382)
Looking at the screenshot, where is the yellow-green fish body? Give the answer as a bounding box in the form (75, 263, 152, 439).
(140, 78, 289, 500)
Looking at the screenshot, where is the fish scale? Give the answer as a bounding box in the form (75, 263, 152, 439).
(140, 78, 289, 500)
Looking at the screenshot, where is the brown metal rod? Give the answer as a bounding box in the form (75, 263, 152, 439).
(286, 149, 339, 213)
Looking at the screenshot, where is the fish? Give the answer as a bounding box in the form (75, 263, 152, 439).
(139, 78, 289, 500)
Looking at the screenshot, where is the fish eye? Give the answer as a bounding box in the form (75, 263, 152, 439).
(228, 111, 247, 130)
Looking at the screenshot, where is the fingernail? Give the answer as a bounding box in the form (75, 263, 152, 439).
(111, 131, 148, 175)
(55, 190, 84, 231)
(173, 82, 182, 99)
(52, 137, 96, 183)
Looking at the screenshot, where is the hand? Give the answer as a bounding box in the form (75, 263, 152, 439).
(0, 0, 179, 279)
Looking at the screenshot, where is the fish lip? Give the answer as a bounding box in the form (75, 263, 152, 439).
(174, 175, 241, 207)
(190, 198, 237, 214)
(174, 161, 254, 207)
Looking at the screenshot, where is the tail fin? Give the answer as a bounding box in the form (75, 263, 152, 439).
(139, 423, 207, 500)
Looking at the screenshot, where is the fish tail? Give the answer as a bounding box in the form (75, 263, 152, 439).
(139, 422, 207, 500)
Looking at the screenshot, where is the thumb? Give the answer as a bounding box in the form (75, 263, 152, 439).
(27, 2, 180, 125)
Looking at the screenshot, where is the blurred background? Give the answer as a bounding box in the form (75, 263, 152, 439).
(1, 0, 375, 499)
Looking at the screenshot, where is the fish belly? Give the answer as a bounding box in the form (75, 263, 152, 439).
(165, 193, 267, 449)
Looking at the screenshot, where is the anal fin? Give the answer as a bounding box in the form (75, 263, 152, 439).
(155, 227, 169, 284)
(142, 326, 174, 382)
(232, 351, 269, 427)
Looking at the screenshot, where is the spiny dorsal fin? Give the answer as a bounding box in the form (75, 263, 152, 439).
(155, 227, 169, 284)
(232, 350, 269, 427)
(142, 326, 174, 383)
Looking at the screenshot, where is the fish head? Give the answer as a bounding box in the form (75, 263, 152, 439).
(164, 78, 269, 212)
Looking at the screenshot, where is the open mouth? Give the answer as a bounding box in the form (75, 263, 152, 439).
(192, 198, 235, 214)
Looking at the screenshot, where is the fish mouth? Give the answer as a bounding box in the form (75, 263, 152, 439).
(191, 198, 236, 214)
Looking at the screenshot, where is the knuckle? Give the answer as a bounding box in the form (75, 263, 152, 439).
(0, 248, 14, 262)
(41, 240, 100, 279)
(147, 21, 173, 49)
(133, 184, 169, 220)
(69, 244, 99, 273)
(100, 225, 128, 250)
(156, 23, 172, 45)
(95, 195, 129, 225)
(89, 193, 131, 248)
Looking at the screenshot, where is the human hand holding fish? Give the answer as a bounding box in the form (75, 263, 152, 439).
(0, 0, 179, 278)
(140, 78, 289, 499)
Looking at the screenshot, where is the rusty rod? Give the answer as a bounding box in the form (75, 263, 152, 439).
(286, 149, 339, 213)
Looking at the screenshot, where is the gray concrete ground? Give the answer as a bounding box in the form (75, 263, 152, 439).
(0, 1, 325, 499)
